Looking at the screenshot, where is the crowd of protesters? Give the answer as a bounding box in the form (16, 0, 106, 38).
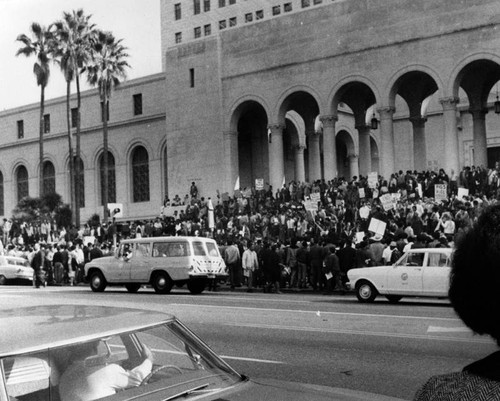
(0, 162, 499, 291)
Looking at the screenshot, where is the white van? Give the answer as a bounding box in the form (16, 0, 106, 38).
(84, 236, 227, 294)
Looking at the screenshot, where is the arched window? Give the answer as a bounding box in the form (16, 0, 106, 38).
(0, 171, 4, 216)
(16, 166, 29, 202)
(99, 152, 116, 205)
(132, 146, 150, 202)
(42, 161, 56, 196)
(74, 157, 85, 208)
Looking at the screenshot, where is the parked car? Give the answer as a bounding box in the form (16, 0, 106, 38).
(84, 236, 227, 294)
(347, 248, 453, 303)
(0, 255, 33, 285)
(0, 305, 403, 401)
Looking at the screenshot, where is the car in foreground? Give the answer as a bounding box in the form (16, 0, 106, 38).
(0, 305, 403, 401)
(347, 248, 453, 303)
(0, 255, 33, 285)
(85, 236, 227, 294)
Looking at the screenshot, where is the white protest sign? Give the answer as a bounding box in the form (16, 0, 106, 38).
(310, 192, 321, 204)
(255, 178, 264, 191)
(379, 193, 395, 211)
(359, 188, 365, 199)
(368, 172, 378, 189)
(457, 187, 469, 201)
(368, 218, 387, 237)
(434, 184, 448, 202)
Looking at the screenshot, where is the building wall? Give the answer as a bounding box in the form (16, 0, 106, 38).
(162, 0, 500, 197)
(0, 74, 166, 221)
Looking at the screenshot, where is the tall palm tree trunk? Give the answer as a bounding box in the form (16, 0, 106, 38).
(75, 74, 82, 228)
(102, 94, 109, 225)
(39, 86, 45, 197)
(65, 80, 75, 221)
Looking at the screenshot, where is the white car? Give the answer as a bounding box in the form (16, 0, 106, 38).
(347, 248, 453, 303)
(0, 256, 33, 285)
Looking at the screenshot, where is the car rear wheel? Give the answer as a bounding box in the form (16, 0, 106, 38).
(187, 278, 206, 295)
(356, 281, 377, 303)
(386, 295, 403, 303)
(0, 275, 6, 285)
(152, 272, 173, 294)
(89, 271, 107, 292)
(125, 283, 141, 293)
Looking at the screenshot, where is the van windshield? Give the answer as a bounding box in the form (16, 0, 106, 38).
(192, 242, 207, 256)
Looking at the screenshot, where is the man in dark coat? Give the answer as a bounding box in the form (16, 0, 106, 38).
(31, 243, 45, 288)
(260, 242, 282, 294)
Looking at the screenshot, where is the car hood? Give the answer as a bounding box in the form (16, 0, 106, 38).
(217, 377, 404, 401)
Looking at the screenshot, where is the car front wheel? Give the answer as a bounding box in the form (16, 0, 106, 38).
(152, 272, 173, 294)
(356, 281, 377, 303)
(89, 271, 107, 292)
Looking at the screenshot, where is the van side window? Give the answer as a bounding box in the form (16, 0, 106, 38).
(135, 243, 150, 257)
(192, 242, 206, 256)
(153, 242, 189, 257)
(206, 242, 219, 257)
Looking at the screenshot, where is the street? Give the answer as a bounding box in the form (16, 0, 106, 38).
(0, 285, 496, 400)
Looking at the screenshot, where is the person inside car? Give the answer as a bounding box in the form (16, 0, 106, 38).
(414, 204, 500, 400)
(59, 340, 154, 401)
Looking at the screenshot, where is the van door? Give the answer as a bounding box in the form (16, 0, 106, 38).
(128, 243, 151, 282)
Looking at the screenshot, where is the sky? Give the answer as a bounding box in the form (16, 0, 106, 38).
(0, 0, 162, 111)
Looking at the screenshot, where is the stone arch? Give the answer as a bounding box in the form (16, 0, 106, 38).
(385, 64, 445, 108)
(336, 129, 356, 179)
(228, 95, 271, 132)
(275, 85, 323, 125)
(448, 52, 500, 97)
(327, 74, 381, 115)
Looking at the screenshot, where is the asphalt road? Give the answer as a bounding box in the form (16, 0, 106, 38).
(0, 285, 496, 400)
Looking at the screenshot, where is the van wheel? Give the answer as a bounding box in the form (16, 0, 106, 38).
(152, 272, 173, 294)
(90, 271, 107, 292)
(125, 284, 141, 293)
(187, 278, 206, 295)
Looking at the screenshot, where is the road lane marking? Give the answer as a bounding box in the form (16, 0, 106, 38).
(224, 323, 491, 344)
(169, 303, 459, 322)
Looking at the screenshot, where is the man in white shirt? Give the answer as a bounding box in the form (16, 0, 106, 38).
(242, 242, 259, 292)
(59, 341, 153, 401)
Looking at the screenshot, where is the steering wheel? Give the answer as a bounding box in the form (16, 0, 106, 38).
(140, 365, 183, 385)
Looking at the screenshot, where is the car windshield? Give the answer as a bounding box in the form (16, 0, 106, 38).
(0, 320, 242, 401)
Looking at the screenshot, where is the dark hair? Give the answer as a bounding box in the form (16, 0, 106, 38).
(449, 204, 500, 345)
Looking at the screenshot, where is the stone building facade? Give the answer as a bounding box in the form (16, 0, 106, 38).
(1, 0, 500, 221)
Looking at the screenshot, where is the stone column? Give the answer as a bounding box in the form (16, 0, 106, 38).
(268, 124, 285, 193)
(348, 154, 359, 180)
(307, 130, 321, 181)
(320, 115, 338, 181)
(439, 97, 460, 175)
(223, 130, 239, 193)
(378, 107, 396, 179)
(470, 107, 488, 168)
(356, 124, 371, 176)
(410, 116, 427, 172)
(294, 145, 306, 183)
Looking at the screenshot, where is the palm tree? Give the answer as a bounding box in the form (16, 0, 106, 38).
(84, 30, 129, 224)
(52, 10, 95, 227)
(16, 23, 53, 197)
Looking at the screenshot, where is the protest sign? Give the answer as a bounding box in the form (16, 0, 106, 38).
(434, 184, 447, 202)
(359, 188, 365, 198)
(457, 187, 469, 201)
(355, 231, 365, 244)
(368, 172, 378, 188)
(368, 218, 387, 237)
(379, 193, 395, 211)
(255, 178, 264, 191)
(310, 192, 321, 204)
